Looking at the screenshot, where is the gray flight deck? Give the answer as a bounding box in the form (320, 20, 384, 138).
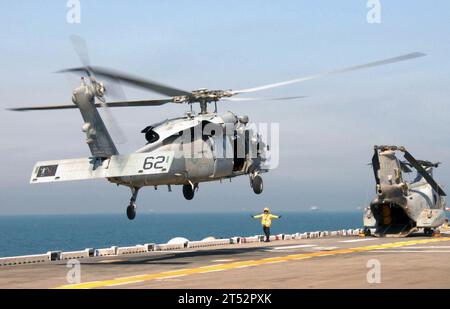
(0, 233, 449, 289)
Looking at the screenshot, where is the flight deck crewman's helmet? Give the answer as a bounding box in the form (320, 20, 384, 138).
(263, 207, 270, 213)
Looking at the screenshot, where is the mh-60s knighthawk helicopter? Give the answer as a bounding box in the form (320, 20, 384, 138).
(364, 145, 447, 237)
(10, 37, 425, 220)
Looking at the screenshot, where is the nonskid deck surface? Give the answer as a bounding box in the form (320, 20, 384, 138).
(1, 235, 450, 289)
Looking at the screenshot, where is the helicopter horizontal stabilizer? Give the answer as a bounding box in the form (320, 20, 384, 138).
(29, 152, 174, 184)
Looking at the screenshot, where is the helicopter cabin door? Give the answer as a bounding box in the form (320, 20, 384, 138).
(211, 134, 233, 178)
(184, 135, 215, 180)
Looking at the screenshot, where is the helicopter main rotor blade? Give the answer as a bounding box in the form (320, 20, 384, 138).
(221, 95, 307, 102)
(232, 52, 426, 94)
(8, 98, 174, 112)
(8, 104, 79, 111)
(59, 66, 191, 98)
(101, 98, 174, 107)
(403, 151, 446, 196)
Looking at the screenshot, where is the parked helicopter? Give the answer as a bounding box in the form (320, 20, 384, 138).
(364, 145, 447, 237)
(9, 37, 426, 219)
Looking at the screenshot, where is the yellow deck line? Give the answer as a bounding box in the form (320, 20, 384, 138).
(55, 237, 450, 289)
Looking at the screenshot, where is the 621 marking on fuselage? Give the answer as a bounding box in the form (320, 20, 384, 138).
(143, 155, 170, 171)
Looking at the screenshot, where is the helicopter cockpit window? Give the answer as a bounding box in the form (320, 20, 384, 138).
(162, 132, 183, 146)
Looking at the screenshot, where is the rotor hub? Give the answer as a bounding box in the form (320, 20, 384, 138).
(190, 89, 233, 103)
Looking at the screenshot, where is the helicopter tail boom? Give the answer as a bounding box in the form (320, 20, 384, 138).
(29, 152, 175, 184)
(73, 84, 120, 158)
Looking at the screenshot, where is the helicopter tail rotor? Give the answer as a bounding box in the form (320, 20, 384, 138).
(63, 35, 127, 143)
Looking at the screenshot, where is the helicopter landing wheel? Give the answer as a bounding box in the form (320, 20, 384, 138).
(424, 228, 433, 236)
(126, 203, 136, 220)
(251, 175, 263, 194)
(363, 228, 372, 237)
(183, 184, 195, 200)
(126, 187, 139, 220)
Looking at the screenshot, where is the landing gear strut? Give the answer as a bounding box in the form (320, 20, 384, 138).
(250, 174, 263, 194)
(127, 187, 140, 220)
(183, 183, 197, 200)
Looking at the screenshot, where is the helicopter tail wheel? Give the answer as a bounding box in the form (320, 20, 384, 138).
(251, 175, 263, 194)
(183, 184, 195, 200)
(126, 203, 136, 220)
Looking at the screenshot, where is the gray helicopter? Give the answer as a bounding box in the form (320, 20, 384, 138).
(363, 145, 447, 237)
(9, 37, 426, 219)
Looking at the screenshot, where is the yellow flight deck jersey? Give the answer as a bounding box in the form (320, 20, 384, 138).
(253, 213, 280, 227)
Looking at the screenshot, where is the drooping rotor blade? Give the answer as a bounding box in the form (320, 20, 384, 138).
(8, 98, 174, 112)
(399, 161, 413, 173)
(416, 160, 440, 168)
(403, 151, 446, 196)
(371, 148, 381, 186)
(59, 66, 191, 97)
(221, 95, 307, 102)
(232, 52, 426, 94)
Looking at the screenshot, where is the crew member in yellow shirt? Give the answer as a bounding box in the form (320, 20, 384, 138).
(251, 207, 281, 242)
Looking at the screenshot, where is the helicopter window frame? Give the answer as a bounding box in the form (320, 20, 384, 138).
(162, 131, 184, 146)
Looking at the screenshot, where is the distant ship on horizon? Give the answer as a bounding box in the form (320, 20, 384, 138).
(309, 206, 320, 211)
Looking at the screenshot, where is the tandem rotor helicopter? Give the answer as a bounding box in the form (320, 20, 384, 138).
(9, 36, 425, 220)
(364, 145, 447, 237)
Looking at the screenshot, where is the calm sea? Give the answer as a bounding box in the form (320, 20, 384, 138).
(0, 212, 362, 257)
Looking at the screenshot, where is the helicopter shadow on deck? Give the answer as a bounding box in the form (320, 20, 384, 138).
(83, 246, 274, 266)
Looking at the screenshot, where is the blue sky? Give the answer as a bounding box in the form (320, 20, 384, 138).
(1, 1, 450, 214)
